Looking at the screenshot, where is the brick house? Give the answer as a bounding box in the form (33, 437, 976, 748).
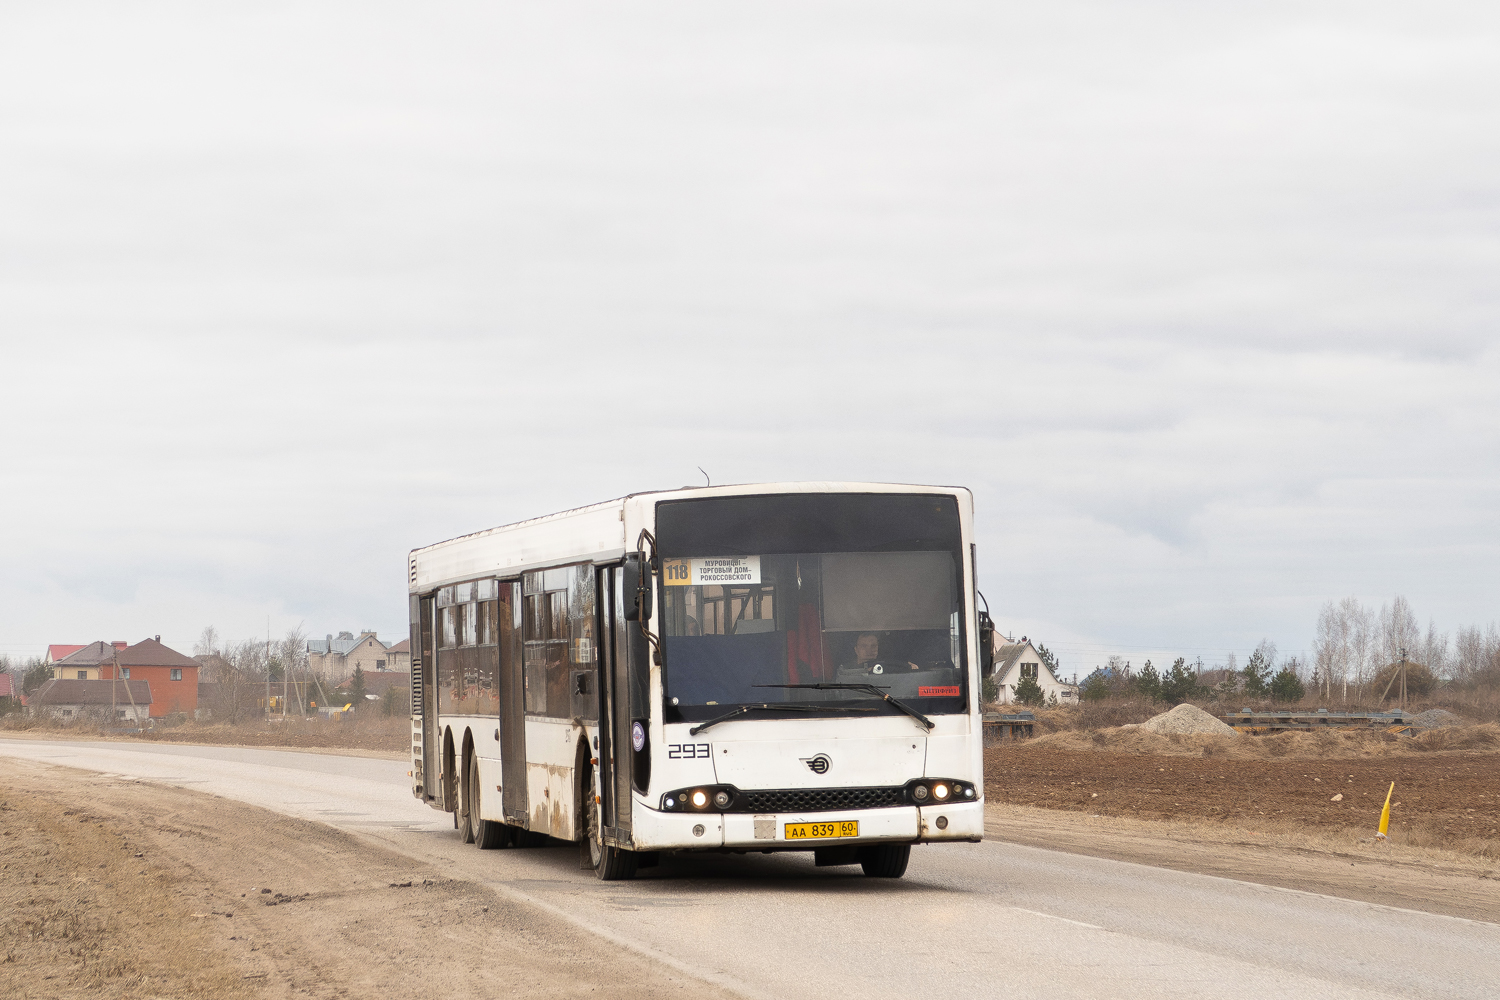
(32, 678, 153, 722)
(102, 637, 200, 717)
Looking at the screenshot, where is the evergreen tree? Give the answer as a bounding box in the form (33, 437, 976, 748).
(1012, 673, 1045, 707)
(1080, 669, 1110, 702)
(1036, 644, 1060, 678)
(1135, 660, 1161, 702)
(1268, 666, 1305, 703)
(1242, 648, 1272, 697)
(1160, 657, 1203, 703)
(350, 665, 367, 707)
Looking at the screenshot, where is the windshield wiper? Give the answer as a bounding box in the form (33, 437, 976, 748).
(688, 702, 876, 736)
(754, 683, 936, 731)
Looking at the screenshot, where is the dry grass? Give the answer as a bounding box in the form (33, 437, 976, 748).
(0, 713, 411, 754)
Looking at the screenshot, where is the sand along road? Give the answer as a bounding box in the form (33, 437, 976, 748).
(2, 738, 1495, 1000)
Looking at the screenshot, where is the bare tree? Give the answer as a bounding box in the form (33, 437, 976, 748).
(276, 625, 310, 715)
(1314, 600, 1347, 702)
(1346, 598, 1376, 700)
(1379, 595, 1421, 670)
(1420, 619, 1451, 678)
(1452, 623, 1500, 683)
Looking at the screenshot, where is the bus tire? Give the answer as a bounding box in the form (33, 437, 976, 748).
(858, 844, 910, 879)
(585, 768, 637, 881)
(470, 755, 505, 849)
(457, 747, 476, 845)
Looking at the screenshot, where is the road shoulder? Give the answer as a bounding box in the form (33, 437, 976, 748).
(2, 758, 741, 1000)
(985, 801, 1500, 923)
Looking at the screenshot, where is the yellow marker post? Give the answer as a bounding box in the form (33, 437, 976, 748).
(1375, 782, 1395, 839)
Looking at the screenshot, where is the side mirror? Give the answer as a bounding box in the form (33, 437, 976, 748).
(623, 555, 653, 622)
(978, 610, 995, 676)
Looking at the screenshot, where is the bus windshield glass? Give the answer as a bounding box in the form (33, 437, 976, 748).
(655, 493, 968, 722)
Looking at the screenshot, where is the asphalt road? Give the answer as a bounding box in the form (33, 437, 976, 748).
(3, 738, 1495, 1000)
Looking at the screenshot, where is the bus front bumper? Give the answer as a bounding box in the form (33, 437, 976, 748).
(631, 798, 984, 851)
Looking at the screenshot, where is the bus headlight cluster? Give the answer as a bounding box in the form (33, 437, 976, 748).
(906, 779, 976, 804)
(661, 785, 739, 813)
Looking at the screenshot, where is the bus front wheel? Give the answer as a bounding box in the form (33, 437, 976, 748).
(585, 770, 637, 881)
(858, 844, 910, 879)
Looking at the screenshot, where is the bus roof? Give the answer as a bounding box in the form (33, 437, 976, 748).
(408, 481, 971, 593)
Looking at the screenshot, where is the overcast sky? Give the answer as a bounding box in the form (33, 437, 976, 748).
(2, 2, 1497, 674)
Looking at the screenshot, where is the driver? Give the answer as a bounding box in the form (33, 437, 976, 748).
(840, 632, 921, 676)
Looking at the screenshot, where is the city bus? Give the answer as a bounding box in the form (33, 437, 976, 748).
(407, 482, 991, 880)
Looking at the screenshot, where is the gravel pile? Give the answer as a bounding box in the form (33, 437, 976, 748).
(1138, 703, 1239, 737)
(1410, 708, 1462, 729)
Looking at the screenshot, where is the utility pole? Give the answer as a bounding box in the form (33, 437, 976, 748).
(1399, 646, 1408, 713)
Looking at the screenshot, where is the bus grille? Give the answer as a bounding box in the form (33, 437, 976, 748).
(739, 786, 906, 813)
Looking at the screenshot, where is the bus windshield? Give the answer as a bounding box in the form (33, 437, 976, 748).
(655, 493, 968, 722)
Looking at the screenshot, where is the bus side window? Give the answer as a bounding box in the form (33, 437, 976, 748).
(569, 564, 597, 721)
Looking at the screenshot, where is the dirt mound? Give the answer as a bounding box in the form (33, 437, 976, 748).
(1410, 709, 1463, 729)
(1139, 703, 1238, 737)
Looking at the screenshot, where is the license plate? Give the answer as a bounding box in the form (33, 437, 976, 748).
(784, 820, 859, 840)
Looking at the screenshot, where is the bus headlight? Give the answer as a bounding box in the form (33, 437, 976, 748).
(906, 778, 974, 805)
(660, 784, 740, 812)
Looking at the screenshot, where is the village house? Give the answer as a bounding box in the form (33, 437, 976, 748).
(31, 678, 153, 722)
(308, 631, 409, 679)
(50, 641, 128, 680)
(50, 636, 200, 717)
(990, 638, 1079, 705)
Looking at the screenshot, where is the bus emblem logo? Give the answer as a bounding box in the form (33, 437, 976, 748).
(801, 754, 831, 775)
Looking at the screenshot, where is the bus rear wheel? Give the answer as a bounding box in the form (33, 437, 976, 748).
(470, 755, 506, 849)
(457, 756, 476, 845)
(858, 844, 910, 878)
(585, 770, 637, 881)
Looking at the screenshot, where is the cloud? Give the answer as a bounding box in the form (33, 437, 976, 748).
(1, 2, 1497, 670)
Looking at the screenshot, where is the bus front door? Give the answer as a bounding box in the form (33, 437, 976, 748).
(499, 580, 528, 826)
(598, 566, 632, 843)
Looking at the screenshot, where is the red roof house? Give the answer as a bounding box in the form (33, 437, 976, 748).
(101, 637, 201, 717)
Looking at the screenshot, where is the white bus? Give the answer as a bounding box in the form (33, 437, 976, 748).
(408, 482, 992, 880)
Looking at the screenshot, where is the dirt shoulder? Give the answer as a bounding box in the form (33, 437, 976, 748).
(982, 733, 1500, 923)
(983, 802, 1500, 923)
(0, 759, 737, 1000)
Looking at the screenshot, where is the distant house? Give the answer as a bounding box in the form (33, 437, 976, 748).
(32, 678, 152, 722)
(309, 631, 407, 679)
(51, 641, 128, 680)
(109, 637, 200, 717)
(0, 672, 15, 704)
(385, 638, 412, 671)
(991, 639, 1078, 705)
(55, 637, 199, 717)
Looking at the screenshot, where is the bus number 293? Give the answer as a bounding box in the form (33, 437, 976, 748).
(666, 743, 711, 759)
